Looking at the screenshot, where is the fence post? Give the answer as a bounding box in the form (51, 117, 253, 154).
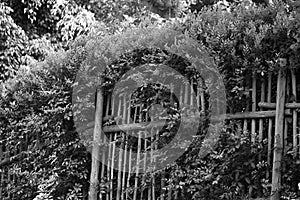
(291, 69, 298, 157)
(89, 87, 104, 200)
(271, 69, 286, 200)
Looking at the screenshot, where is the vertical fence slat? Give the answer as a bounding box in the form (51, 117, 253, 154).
(190, 80, 194, 106)
(179, 85, 184, 106)
(126, 97, 133, 200)
(121, 95, 131, 200)
(133, 106, 143, 200)
(259, 78, 265, 143)
(107, 134, 113, 200)
(267, 73, 273, 179)
(116, 132, 124, 200)
(108, 95, 116, 200)
(200, 80, 205, 112)
(243, 81, 249, 133)
(291, 70, 298, 157)
(148, 127, 155, 200)
(284, 75, 291, 156)
(126, 146, 133, 200)
(110, 133, 117, 200)
(133, 131, 142, 200)
(116, 95, 125, 200)
(184, 82, 189, 105)
(271, 69, 286, 200)
(141, 131, 148, 200)
(251, 72, 257, 143)
(110, 95, 121, 200)
(89, 87, 104, 200)
(197, 83, 200, 110)
(100, 95, 111, 200)
(152, 129, 158, 200)
(121, 95, 129, 200)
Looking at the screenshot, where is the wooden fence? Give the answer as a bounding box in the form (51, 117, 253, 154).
(0, 68, 300, 200)
(87, 68, 300, 200)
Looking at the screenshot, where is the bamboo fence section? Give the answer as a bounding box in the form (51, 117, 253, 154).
(1, 69, 300, 200)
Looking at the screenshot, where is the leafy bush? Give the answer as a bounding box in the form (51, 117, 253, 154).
(184, 1, 300, 113)
(1, 1, 300, 199)
(0, 39, 90, 200)
(0, 3, 28, 82)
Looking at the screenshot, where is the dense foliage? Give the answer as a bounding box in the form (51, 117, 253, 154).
(0, 3, 28, 82)
(184, 1, 300, 113)
(1, 0, 300, 200)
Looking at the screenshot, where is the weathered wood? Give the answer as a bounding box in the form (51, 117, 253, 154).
(184, 82, 189, 105)
(283, 75, 290, 156)
(243, 78, 250, 134)
(152, 129, 158, 200)
(258, 102, 300, 109)
(106, 134, 112, 200)
(108, 95, 116, 200)
(100, 96, 110, 200)
(291, 70, 298, 157)
(267, 73, 273, 179)
(213, 110, 291, 121)
(141, 131, 148, 200)
(133, 131, 142, 200)
(109, 96, 119, 200)
(122, 95, 131, 200)
(200, 81, 205, 111)
(251, 72, 257, 143)
(179, 85, 184, 105)
(148, 128, 154, 200)
(121, 133, 127, 200)
(126, 145, 133, 200)
(190, 80, 194, 106)
(126, 99, 133, 200)
(89, 87, 104, 200)
(133, 106, 142, 200)
(271, 69, 286, 200)
(116, 96, 124, 200)
(80, 109, 294, 135)
(110, 133, 117, 200)
(259, 78, 266, 143)
(116, 133, 124, 200)
(103, 121, 166, 133)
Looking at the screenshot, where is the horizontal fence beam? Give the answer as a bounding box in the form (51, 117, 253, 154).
(78, 110, 293, 133)
(0, 109, 294, 168)
(215, 110, 292, 120)
(258, 102, 300, 109)
(77, 121, 166, 133)
(103, 121, 166, 133)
